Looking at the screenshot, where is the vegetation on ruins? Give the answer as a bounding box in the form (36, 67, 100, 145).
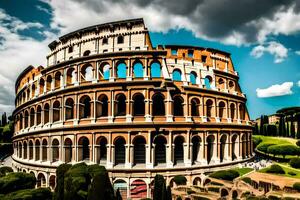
(209, 169, 239, 181)
(289, 158, 300, 169)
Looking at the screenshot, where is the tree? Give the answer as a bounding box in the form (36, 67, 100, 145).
(253, 123, 259, 135)
(291, 117, 296, 139)
(166, 186, 172, 200)
(1, 112, 7, 127)
(278, 115, 286, 137)
(153, 174, 167, 200)
(53, 164, 71, 200)
(115, 188, 122, 200)
(286, 118, 290, 137)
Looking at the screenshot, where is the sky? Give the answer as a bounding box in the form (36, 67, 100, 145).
(0, 0, 299, 119)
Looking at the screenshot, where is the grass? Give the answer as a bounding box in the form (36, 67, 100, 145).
(233, 167, 253, 176)
(259, 163, 300, 179)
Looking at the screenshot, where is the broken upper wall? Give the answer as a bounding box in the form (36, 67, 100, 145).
(47, 18, 152, 67)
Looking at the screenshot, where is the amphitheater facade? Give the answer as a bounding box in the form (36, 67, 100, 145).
(12, 18, 253, 199)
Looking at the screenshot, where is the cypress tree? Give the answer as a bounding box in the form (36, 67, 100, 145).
(115, 188, 122, 200)
(291, 116, 296, 138)
(259, 115, 264, 135)
(53, 163, 71, 200)
(297, 113, 300, 139)
(253, 123, 259, 135)
(166, 186, 172, 200)
(1, 112, 7, 126)
(153, 174, 167, 200)
(286, 118, 290, 137)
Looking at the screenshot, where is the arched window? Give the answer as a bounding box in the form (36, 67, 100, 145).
(39, 78, 45, 94)
(37, 173, 46, 188)
(83, 50, 90, 56)
(231, 135, 238, 160)
(23, 141, 27, 159)
(29, 140, 33, 160)
(133, 62, 144, 78)
(114, 137, 126, 165)
(116, 62, 127, 78)
(102, 38, 108, 45)
(65, 98, 74, 120)
(191, 98, 200, 116)
(30, 108, 35, 127)
(19, 114, 23, 130)
(24, 111, 29, 128)
(66, 68, 76, 85)
(239, 104, 245, 120)
(46, 76, 52, 91)
(220, 135, 227, 162)
(53, 101, 60, 122)
(52, 139, 59, 162)
(96, 95, 108, 117)
(117, 35, 124, 44)
(228, 81, 235, 90)
(173, 96, 184, 116)
(154, 136, 167, 165)
(192, 136, 201, 163)
(206, 99, 213, 118)
(100, 63, 110, 80)
(19, 142, 22, 158)
(172, 69, 182, 81)
(78, 137, 90, 161)
(79, 96, 91, 119)
(206, 135, 215, 164)
(54, 72, 61, 89)
(35, 140, 40, 161)
(96, 137, 107, 164)
(204, 76, 212, 89)
(150, 62, 161, 78)
(218, 78, 224, 88)
(190, 72, 197, 84)
(133, 93, 145, 116)
(218, 101, 225, 119)
(44, 103, 50, 124)
(81, 65, 93, 82)
(133, 136, 146, 164)
(64, 138, 72, 163)
(42, 139, 47, 161)
(37, 106, 42, 125)
(115, 94, 126, 116)
(31, 84, 36, 98)
(174, 136, 184, 164)
(152, 93, 165, 116)
(230, 103, 235, 119)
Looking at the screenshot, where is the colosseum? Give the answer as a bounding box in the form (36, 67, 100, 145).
(12, 18, 253, 199)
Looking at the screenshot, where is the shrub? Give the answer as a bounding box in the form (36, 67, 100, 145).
(242, 177, 252, 184)
(87, 164, 106, 178)
(0, 166, 13, 177)
(257, 143, 275, 153)
(0, 172, 36, 194)
(209, 170, 239, 181)
(293, 182, 300, 192)
(266, 164, 285, 174)
(1, 188, 52, 200)
(288, 171, 296, 176)
(173, 175, 187, 185)
(53, 163, 72, 200)
(253, 137, 262, 147)
(267, 144, 300, 158)
(153, 174, 167, 200)
(289, 158, 300, 169)
(296, 140, 300, 147)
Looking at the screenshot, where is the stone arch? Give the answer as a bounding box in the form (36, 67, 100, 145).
(36, 105, 42, 125)
(34, 139, 40, 161)
(230, 103, 236, 119)
(53, 100, 61, 122)
(172, 69, 182, 81)
(115, 93, 126, 116)
(239, 103, 245, 120)
(42, 139, 48, 161)
(49, 175, 56, 190)
(29, 140, 34, 160)
(116, 61, 127, 78)
(23, 140, 27, 159)
(30, 107, 35, 127)
(99, 62, 110, 80)
(83, 50, 91, 56)
(241, 133, 247, 159)
(191, 98, 200, 116)
(37, 173, 46, 188)
(190, 71, 197, 84)
(154, 135, 167, 165)
(19, 113, 23, 130)
(220, 134, 228, 163)
(54, 71, 61, 89)
(96, 94, 108, 117)
(203, 178, 211, 186)
(95, 136, 107, 164)
(24, 110, 29, 128)
(133, 60, 144, 78)
(206, 135, 215, 164)
(31, 84, 36, 98)
(46, 75, 52, 92)
(114, 136, 126, 165)
(64, 138, 73, 163)
(130, 179, 147, 199)
(52, 139, 59, 162)
(192, 177, 201, 186)
(81, 64, 94, 82)
(78, 136, 90, 161)
(232, 190, 238, 199)
(218, 101, 226, 119)
(174, 135, 185, 165)
(66, 67, 76, 85)
(205, 99, 214, 119)
(113, 179, 127, 200)
(44, 103, 50, 124)
(173, 95, 184, 116)
(231, 134, 239, 161)
(192, 135, 202, 164)
(132, 93, 145, 116)
(133, 136, 146, 164)
(220, 188, 229, 197)
(18, 142, 22, 158)
(204, 75, 212, 89)
(150, 61, 161, 78)
(152, 93, 165, 116)
(65, 98, 75, 120)
(79, 95, 92, 119)
(39, 78, 45, 94)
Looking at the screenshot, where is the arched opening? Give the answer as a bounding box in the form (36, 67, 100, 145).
(190, 72, 197, 84)
(54, 72, 61, 89)
(154, 136, 167, 165)
(79, 96, 91, 119)
(191, 98, 200, 116)
(204, 75, 212, 89)
(30, 108, 35, 127)
(193, 177, 201, 186)
(173, 96, 184, 116)
(66, 68, 76, 85)
(36, 106, 42, 125)
(52, 139, 59, 162)
(228, 80, 235, 90)
(114, 137, 126, 165)
(150, 62, 161, 78)
(206, 135, 215, 164)
(130, 179, 147, 199)
(206, 99, 213, 118)
(78, 137, 90, 161)
(18, 142, 22, 158)
(42, 139, 47, 161)
(31, 84, 36, 98)
(96, 137, 107, 164)
(133, 136, 146, 164)
(100, 63, 110, 80)
(116, 62, 127, 78)
(44, 104, 50, 124)
(133, 61, 144, 78)
(49, 175, 56, 190)
(152, 93, 165, 116)
(218, 101, 225, 119)
(96, 94, 108, 117)
(220, 135, 227, 163)
(115, 93, 126, 116)
(232, 190, 238, 199)
(23, 141, 27, 159)
(64, 138, 72, 163)
(230, 103, 235, 119)
(81, 65, 93, 82)
(239, 104, 245, 120)
(231, 135, 238, 161)
(19, 114, 23, 130)
(35, 140, 40, 161)
(172, 69, 182, 81)
(65, 98, 74, 120)
(192, 136, 201, 164)
(29, 140, 33, 160)
(39, 78, 45, 94)
(24, 110, 29, 128)
(242, 134, 247, 159)
(83, 50, 90, 56)
(113, 180, 127, 200)
(37, 173, 46, 188)
(133, 93, 145, 116)
(53, 101, 60, 122)
(117, 35, 124, 44)
(174, 136, 184, 164)
(221, 188, 229, 197)
(46, 75, 52, 92)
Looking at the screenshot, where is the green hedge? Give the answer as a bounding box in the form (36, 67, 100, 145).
(0, 172, 36, 194)
(241, 177, 252, 184)
(209, 170, 239, 181)
(257, 143, 275, 153)
(293, 182, 300, 192)
(0, 188, 52, 200)
(253, 137, 262, 147)
(173, 175, 187, 185)
(289, 158, 300, 169)
(266, 164, 285, 174)
(0, 166, 13, 177)
(267, 144, 300, 158)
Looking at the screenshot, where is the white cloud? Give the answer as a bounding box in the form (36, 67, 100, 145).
(256, 82, 294, 98)
(297, 80, 300, 87)
(295, 51, 300, 55)
(250, 41, 288, 63)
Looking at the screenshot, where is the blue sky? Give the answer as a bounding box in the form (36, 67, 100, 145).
(0, 0, 299, 119)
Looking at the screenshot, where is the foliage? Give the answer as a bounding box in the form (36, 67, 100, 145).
(257, 143, 275, 153)
(53, 163, 72, 200)
(0, 166, 13, 177)
(0, 172, 36, 194)
(173, 175, 187, 185)
(241, 177, 252, 184)
(292, 182, 300, 192)
(265, 164, 285, 174)
(209, 170, 239, 181)
(166, 186, 172, 200)
(289, 158, 300, 169)
(296, 140, 300, 147)
(115, 188, 122, 200)
(253, 137, 262, 147)
(207, 187, 219, 193)
(153, 174, 167, 200)
(267, 144, 300, 158)
(0, 188, 52, 200)
(287, 171, 296, 176)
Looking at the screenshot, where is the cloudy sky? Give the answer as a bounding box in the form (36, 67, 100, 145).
(0, 0, 299, 119)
